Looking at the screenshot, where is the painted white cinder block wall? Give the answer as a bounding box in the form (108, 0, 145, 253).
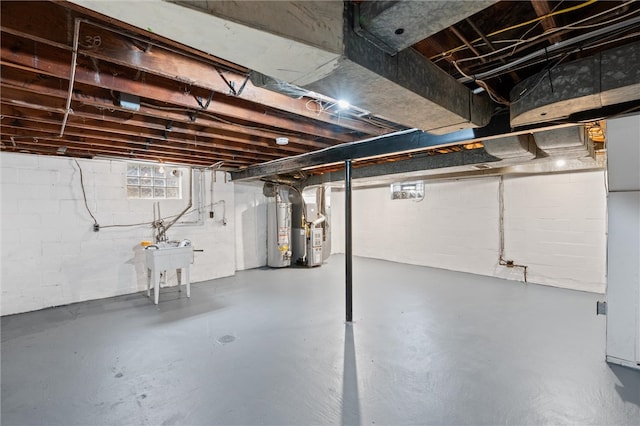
(501, 172, 606, 292)
(331, 171, 606, 293)
(333, 178, 500, 276)
(234, 182, 268, 270)
(0, 153, 242, 315)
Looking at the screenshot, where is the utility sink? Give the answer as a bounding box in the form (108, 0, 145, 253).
(145, 241, 192, 304)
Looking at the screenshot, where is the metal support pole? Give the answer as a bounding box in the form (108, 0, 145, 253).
(345, 159, 353, 323)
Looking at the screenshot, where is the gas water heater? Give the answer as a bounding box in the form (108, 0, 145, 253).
(267, 190, 292, 268)
(291, 187, 329, 267)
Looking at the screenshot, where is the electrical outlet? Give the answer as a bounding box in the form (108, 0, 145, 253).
(596, 301, 607, 315)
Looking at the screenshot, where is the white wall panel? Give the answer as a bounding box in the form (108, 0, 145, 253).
(606, 113, 640, 369)
(606, 192, 640, 364)
(607, 115, 640, 191)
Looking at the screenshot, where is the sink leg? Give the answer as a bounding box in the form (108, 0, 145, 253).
(154, 268, 161, 304)
(177, 268, 182, 292)
(185, 267, 190, 298)
(146, 268, 151, 298)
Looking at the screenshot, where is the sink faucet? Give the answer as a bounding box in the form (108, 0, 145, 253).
(152, 202, 168, 243)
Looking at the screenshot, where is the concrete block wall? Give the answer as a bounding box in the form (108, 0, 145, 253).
(0, 153, 240, 315)
(331, 171, 606, 293)
(333, 178, 500, 277)
(501, 172, 606, 292)
(234, 181, 268, 270)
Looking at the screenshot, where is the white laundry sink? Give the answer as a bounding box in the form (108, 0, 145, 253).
(145, 241, 192, 304)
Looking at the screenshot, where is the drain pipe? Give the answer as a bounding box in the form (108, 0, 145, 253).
(152, 167, 193, 242)
(60, 18, 84, 137)
(171, 168, 204, 226)
(498, 176, 528, 282)
(209, 163, 227, 225)
(165, 167, 193, 230)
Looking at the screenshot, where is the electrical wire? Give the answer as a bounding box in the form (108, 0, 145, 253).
(72, 162, 225, 229)
(485, 0, 598, 40)
(77, 17, 399, 134)
(99, 221, 153, 229)
(431, 39, 522, 65)
(453, 2, 637, 67)
(451, 60, 511, 105)
(507, 24, 640, 105)
(457, 12, 640, 84)
(137, 101, 300, 137)
(73, 159, 99, 227)
(306, 98, 325, 115)
(443, 0, 637, 94)
(138, 98, 397, 136)
(95, 201, 228, 230)
(462, 29, 640, 83)
(431, 0, 599, 61)
(509, 0, 567, 57)
(510, 51, 574, 105)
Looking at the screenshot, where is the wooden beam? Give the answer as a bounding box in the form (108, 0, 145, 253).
(0, 63, 358, 143)
(0, 96, 323, 155)
(71, 22, 385, 135)
(1, 137, 216, 166)
(0, 82, 337, 149)
(1, 124, 255, 166)
(0, 16, 388, 136)
(1, 119, 282, 164)
(530, 1, 563, 44)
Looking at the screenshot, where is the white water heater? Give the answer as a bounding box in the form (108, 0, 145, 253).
(267, 193, 292, 268)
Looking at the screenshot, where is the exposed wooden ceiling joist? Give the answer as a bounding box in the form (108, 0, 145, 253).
(1, 0, 401, 168)
(2, 0, 637, 178)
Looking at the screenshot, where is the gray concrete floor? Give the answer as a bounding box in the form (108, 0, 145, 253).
(2, 255, 639, 425)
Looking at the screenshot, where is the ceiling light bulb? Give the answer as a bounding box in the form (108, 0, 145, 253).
(555, 159, 566, 167)
(276, 137, 289, 145)
(337, 99, 350, 110)
(158, 165, 165, 173)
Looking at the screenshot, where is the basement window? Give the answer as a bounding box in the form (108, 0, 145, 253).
(390, 181, 424, 200)
(126, 163, 181, 199)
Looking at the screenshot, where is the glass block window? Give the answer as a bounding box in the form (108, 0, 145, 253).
(126, 163, 181, 199)
(390, 181, 424, 200)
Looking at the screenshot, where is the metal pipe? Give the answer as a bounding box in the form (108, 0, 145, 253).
(345, 159, 353, 323)
(172, 168, 204, 226)
(164, 167, 194, 233)
(498, 176, 505, 260)
(60, 18, 84, 137)
(497, 175, 528, 283)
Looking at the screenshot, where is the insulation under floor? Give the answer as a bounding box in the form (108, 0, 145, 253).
(1, 255, 639, 425)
